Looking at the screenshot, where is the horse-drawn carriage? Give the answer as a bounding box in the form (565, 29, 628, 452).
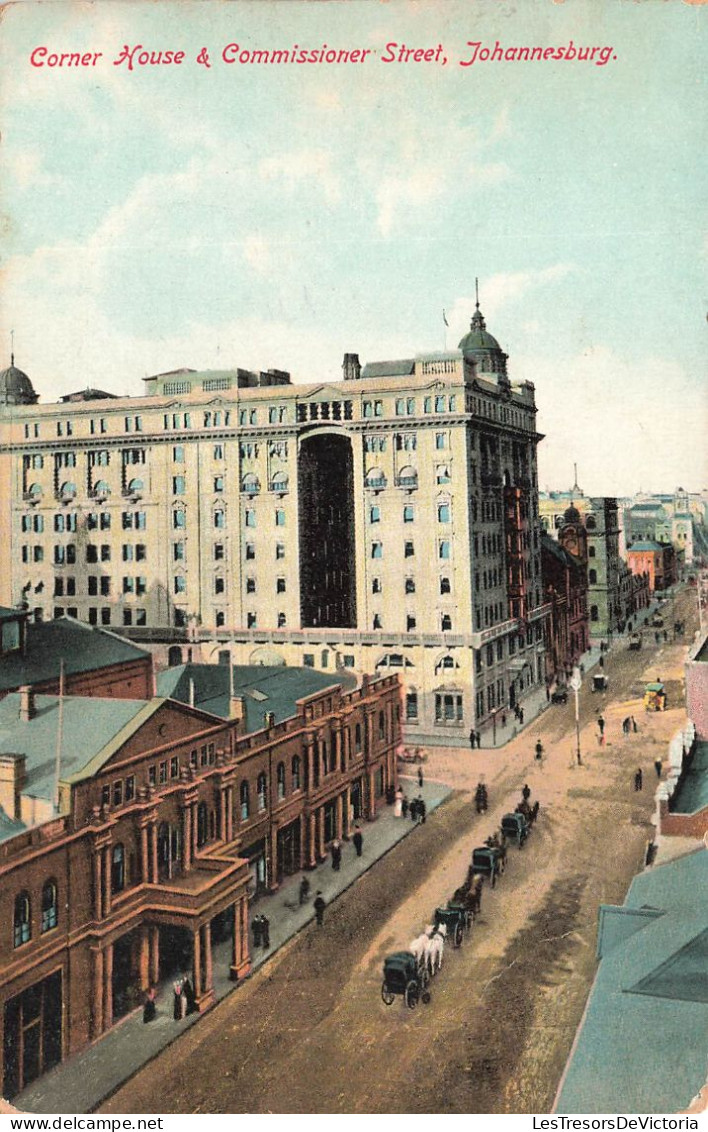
(434, 902, 470, 948)
(501, 811, 529, 847)
(381, 951, 431, 1009)
(471, 845, 503, 887)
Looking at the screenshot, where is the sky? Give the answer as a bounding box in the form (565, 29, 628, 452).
(0, 0, 706, 498)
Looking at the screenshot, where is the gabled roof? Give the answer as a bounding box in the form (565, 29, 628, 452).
(0, 693, 154, 799)
(555, 850, 708, 1114)
(157, 664, 348, 735)
(0, 617, 149, 694)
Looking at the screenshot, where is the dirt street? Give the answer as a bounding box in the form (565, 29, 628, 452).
(102, 593, 695, 1114)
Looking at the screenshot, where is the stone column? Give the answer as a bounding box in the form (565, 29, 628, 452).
(149, 925, 160, 985)
(191, 801, 199, 857)
(298, 813, 307, 870)
(192, 927, 202, 998)
(220, 787, 228, 841)
(91, 946, 104, 1037)
(335, 792, 343, 839)
(182, 803, 192, 870)
(138, 926, 150, 990)
(226, 786, 234, 842)
(202, 923, 213, 995)
(307, 812, 317, 868)
(367, 768, 376, 820)
(334, 726, 343, 773)
(93, 849, 103, 920)
(317, 806, 326, 859)
(342, 788, 352, 839)
(103, 942, 114, 1030)
(268, 823, 279, 892)
(140, 824, 149, 884)
(150, 821, 158, 884)
(102, 846, 112, 916)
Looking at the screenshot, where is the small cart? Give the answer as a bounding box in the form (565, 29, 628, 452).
(381, 951, 431, 1009)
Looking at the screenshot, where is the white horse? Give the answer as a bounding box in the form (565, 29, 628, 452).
(408, 930, 430, 967)
(426, 923, 447, 975)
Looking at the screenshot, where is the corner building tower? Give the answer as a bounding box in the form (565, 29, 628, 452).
(0, 308, 549, 745)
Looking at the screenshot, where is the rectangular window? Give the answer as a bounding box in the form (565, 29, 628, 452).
(173, 476, 185, 495)
(148, 765, 157, 787)
(247, 612, 257, 628)
(435, 432, 447, 449)
(275, 542, 285, 559)
(371, 542, 383, 559)
(159, 761, 168, 785)
(174, 576, 186, 594)
(276, 577, 286, 593)
(173, 445, 185, 463)
(174, 541, 185, 561)
(303, 653, 315, 667)
(369, 505, 380, 523)
(245, 543, 255, 560)
(439, 540, 451, 560)
(403, 505, 414, 523)
(113, 780, 123, 807)
(245, 509, 256, 527)
(404, 541, 415, 558)
(125, 775, 135, 802)
(170, 756, 179, 779)
(438, 503, 451, 523)
(275, 509, 285, 526)
(406, 692, 418, 720)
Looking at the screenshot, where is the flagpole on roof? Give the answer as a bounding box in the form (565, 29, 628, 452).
(53, 659, 65, 814)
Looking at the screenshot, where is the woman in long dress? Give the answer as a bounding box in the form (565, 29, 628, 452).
(394, 787, 403, 818)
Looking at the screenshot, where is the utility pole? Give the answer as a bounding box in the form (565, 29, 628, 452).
(570, 665, 582, 766)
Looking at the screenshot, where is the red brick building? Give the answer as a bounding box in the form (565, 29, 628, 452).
(626, 541, 677, 595)
(541, 522, 589, 683)
(0, 668, 400, 1100)
(0, 608, 153, 702)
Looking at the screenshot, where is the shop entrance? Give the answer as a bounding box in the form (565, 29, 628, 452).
(3, 971, 62, 1100)
(277, 819, 301, 880)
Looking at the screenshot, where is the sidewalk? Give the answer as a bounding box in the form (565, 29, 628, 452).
(14, 777, 451, 1115)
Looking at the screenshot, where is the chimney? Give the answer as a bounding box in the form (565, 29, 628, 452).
(19, 685, 36, 723)
(0, 753, 26, 820)
(342, 353, 361, 382)
(229, 694, 245, 725)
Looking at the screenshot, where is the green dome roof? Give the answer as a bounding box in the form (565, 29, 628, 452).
(0, 358, 38, 406)
(458, 304, 508, 377)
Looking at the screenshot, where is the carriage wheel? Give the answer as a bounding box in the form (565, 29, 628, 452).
(419, 965, 429, 989)
(454, 922, 464, 948)
(405, 980, 419, 1009)
(381, 982, 395, 1006)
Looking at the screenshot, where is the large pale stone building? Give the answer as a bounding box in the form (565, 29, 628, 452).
(0, 305, 550, 743)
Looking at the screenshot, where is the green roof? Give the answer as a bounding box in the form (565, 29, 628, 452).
(0, 693, 154, 800)
(0, 804, 26, 845)
(157, 664, 349, 734)
(556, 850, 708, 1114)
(628, 540, 664, 552)
(0, 616, 149, 694)
(360, 359, 415, 379)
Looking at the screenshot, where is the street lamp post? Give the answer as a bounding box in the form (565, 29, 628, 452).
(570, 665, 582, 766)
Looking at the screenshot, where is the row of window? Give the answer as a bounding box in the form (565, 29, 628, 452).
(13, 882, 58, 948)
(368, 502, 451, 525)
(371, 576, 451, 596)
(371, 613, 454, 632)
(371, 539, 451, 560)
(52, 606, 149, 626)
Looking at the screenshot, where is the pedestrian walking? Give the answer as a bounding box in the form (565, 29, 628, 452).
(535, 739, 543, 762)
(402, 795, 409, 819)
(331, 839, 342, 871)
(352, 825, 364, 857)
(252, 914, 263, 949)
(632, 716, 638, 733)
(261, 914, 270, 949)
(622, 717, 629, 736)
(314, 891, 326, 926)
(182, 975, 196, 1015)
(469, 727, 475, 750)
(634, 767, 643, 791)
(519, 708, 524, 724)
(663, 630, 668, 642)
(522, 783, 531, 803)
(597, 714, 605, 736)
(416, 795, 426, 824)
(143, 987, 157, 1024)
(545, 686, 550, 703)
(502, 712, 507, 726)
(654, 757, 663, 779)
(599, 655, 604, 669)
(299, 876, 310, 905)
(417, 765, 424, 788)
(409, 797, 417, 821)
(172, 979, 181, 1021)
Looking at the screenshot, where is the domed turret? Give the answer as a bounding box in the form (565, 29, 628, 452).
(458, 286, 509, 378)
(0, 355, 38, 406)
(563, 503, 581, 526)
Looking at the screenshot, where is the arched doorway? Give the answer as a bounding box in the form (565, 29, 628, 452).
(168, 646, 183, 667)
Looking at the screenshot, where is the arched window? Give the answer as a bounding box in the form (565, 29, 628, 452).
(355, 723, 362, 752)
(435, 654, 459, 674)
(277, 762, 286, 800)
(197, 802, 208, 847)
(59, 481, 77, 498)
(585, 514, 597, 530)
(291, 755, 301, 791)
(241, 473, 260, 495)
(436, 464, 451, 484)
(257, 772, 267, 811)
(41, 880, 58, 933)
(441, 613, 453, 631)
(27, 482, 42, 498)
(93, 479, 110, 496)
(13, 892, 31, 948)
(111, 844, 125, 894)
(398, 465, 418, 488)
(240, 780, 250, 820)
(365, 467, 386, 489)
(589, 545, 596, 557)
(270, 471, 289, 493)
(216, 610, 225, 627)
(127, 478, 144, 494)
